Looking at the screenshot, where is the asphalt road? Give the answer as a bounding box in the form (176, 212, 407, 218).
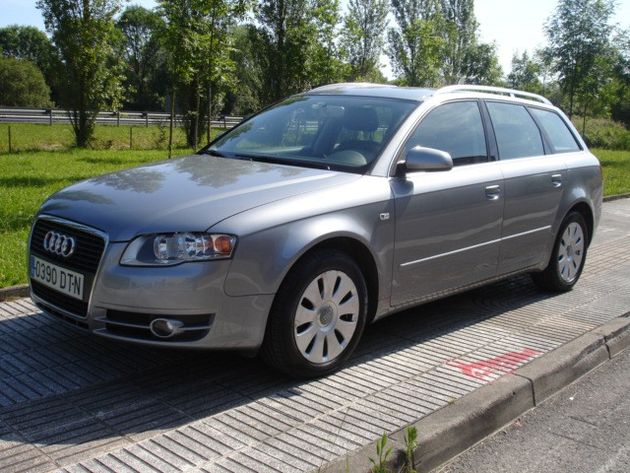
(438, 346, 630, 473)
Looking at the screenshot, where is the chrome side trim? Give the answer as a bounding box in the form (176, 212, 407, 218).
(30, 215, 109, 319)
(400, 225, 551, 268)
(501, 225, 552, 241)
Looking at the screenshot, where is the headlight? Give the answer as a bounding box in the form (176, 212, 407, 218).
(120, 232, 237, 266)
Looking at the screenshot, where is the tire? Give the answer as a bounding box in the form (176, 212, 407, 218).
(260, 249, 368, 378)
(532, 211, 589, 292)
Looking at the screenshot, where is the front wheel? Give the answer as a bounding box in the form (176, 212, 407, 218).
(261, 250, 368, 378)
(532, 212, 588, 292)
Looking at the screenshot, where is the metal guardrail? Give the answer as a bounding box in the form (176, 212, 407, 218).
(0, 107, 243, 129)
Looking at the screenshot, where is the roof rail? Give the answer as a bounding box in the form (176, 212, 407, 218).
(435, 85, 552, 105)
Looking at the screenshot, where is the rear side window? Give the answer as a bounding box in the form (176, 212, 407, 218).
(406, 101, 487, 166)
(486, 102, 544, 160)
(529, 108, 581, 153)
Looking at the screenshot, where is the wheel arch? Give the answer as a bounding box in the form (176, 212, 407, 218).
(566, 200, 594, 246)
(285, 236, 380, 323)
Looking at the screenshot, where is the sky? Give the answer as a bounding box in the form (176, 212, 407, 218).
(1, 0, 629, 76)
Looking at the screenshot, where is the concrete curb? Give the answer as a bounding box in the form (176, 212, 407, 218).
(322, 315, 630, 473)
(603, 192, 630, 202)
(0, 284, 28, 301)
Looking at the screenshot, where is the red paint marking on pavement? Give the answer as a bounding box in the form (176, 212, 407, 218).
(448, 348, 541, 380)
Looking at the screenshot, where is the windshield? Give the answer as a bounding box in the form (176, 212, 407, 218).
(207, 95, 418, 173)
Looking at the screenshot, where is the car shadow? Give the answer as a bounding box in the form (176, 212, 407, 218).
(0, 274, 557, 450)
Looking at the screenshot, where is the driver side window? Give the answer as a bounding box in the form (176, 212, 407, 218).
(406, 101, 489, 166)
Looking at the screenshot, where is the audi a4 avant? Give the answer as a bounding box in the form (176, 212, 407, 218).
(29, 84, 602, 377)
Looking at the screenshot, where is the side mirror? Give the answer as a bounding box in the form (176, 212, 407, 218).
(400, 146, 453, 174)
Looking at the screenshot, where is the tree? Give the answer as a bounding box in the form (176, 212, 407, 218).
(544, 0, 615, 118)
(0, 57, 51, 107)
(0, 25, 57, 101)
(251, 0, 344, 104)
(507, 51, 542, 92)
(117, 6, 167, 111)
(387, 0, 501, 87)
(387, 0, 446, 86)
(440, 0, 477, 83)
(341, 0, 388, 81)
(159, 0, 245, 151)
(37, 0, 125, 147)
(0, 25, 54, 73)
(225, 24, 263, 115)
(610, 30, 630, 127)
(463, 42, 503, 85)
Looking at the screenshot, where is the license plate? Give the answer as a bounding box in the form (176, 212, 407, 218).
(30, 256, 85, 300)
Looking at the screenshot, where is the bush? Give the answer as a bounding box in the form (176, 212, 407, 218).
(0, 56, 51, 108)
(573, 117, 630, 150)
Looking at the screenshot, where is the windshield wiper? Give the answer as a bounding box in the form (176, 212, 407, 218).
(205, 149, 228, 157)
(234, 153, 333, 170)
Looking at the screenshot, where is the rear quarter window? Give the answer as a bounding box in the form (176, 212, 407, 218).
(529, 108, 581, 154)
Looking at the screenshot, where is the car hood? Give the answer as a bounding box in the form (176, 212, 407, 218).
(38, 154, 361, 241)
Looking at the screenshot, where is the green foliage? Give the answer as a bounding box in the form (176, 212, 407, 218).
(117, 5, 167, 110)
(440, 0, 478, 83)
(609, 30, 630, 128)
(370, 432, 393, 473)
(251, 0, 344, 103)
(403, 426, 418, 473)
(544, 0, 615, 118)
(0, 57, 51, 107)
(158, 0, 246, 147)
(341, 0, 388, 81)
(574, 117, 630, 150)
(0, 25, 54, 74)
(507, 51, 542, 92)
(463, 42, 503, 85)
(36, 0, 125, 147)
(387, 0, 501, 87)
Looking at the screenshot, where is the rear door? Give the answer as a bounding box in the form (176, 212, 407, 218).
(391, 100, 503, 307)
(484, 101, 567, 274)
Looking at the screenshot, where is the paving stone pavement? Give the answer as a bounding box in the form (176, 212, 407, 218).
(2, 199, 630, 473)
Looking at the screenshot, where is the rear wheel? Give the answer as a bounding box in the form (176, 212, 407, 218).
(532, 212, 588, 292)
(261, 250, 368, 378)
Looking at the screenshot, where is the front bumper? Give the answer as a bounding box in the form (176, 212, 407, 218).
(31, 236, 275, 351)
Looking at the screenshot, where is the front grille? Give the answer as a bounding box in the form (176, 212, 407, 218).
(102, 310, 213, 342)
(30, 219, 105, 273)
(31, 280, 88, 316)
(29, 218, 106, 318)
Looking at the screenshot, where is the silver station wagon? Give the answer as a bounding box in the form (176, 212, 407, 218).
(29, 84, 602, 377)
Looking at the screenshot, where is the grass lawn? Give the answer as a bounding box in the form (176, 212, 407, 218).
(0, 148, 192, 287)
(0, 122, 202, 152)
(595, 148, 630, 196)
(0, 147, 628, 288)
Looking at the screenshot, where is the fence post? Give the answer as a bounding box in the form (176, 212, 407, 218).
(117, 111, 120, 127)
(129, 127, 133, 149)
(223, 116, 227, 129)
(8, 125, 12, 153)
(145, 112, 149, 128)
(49, 109, 53, 126)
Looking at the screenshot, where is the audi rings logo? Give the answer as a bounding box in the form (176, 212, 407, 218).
(43, 231, 76, 258)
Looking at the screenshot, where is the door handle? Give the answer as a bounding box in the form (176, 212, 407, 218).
(551, 173, 563, 188)
(485, 184, 501, 200)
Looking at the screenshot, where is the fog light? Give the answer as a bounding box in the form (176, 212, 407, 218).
(150, 318, 184, 338)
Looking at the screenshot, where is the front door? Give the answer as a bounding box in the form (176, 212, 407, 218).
(391, 101, 504, 307)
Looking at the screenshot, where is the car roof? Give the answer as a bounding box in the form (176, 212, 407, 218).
(306, 83, 435, 102)
(306, 83, 554, 107)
